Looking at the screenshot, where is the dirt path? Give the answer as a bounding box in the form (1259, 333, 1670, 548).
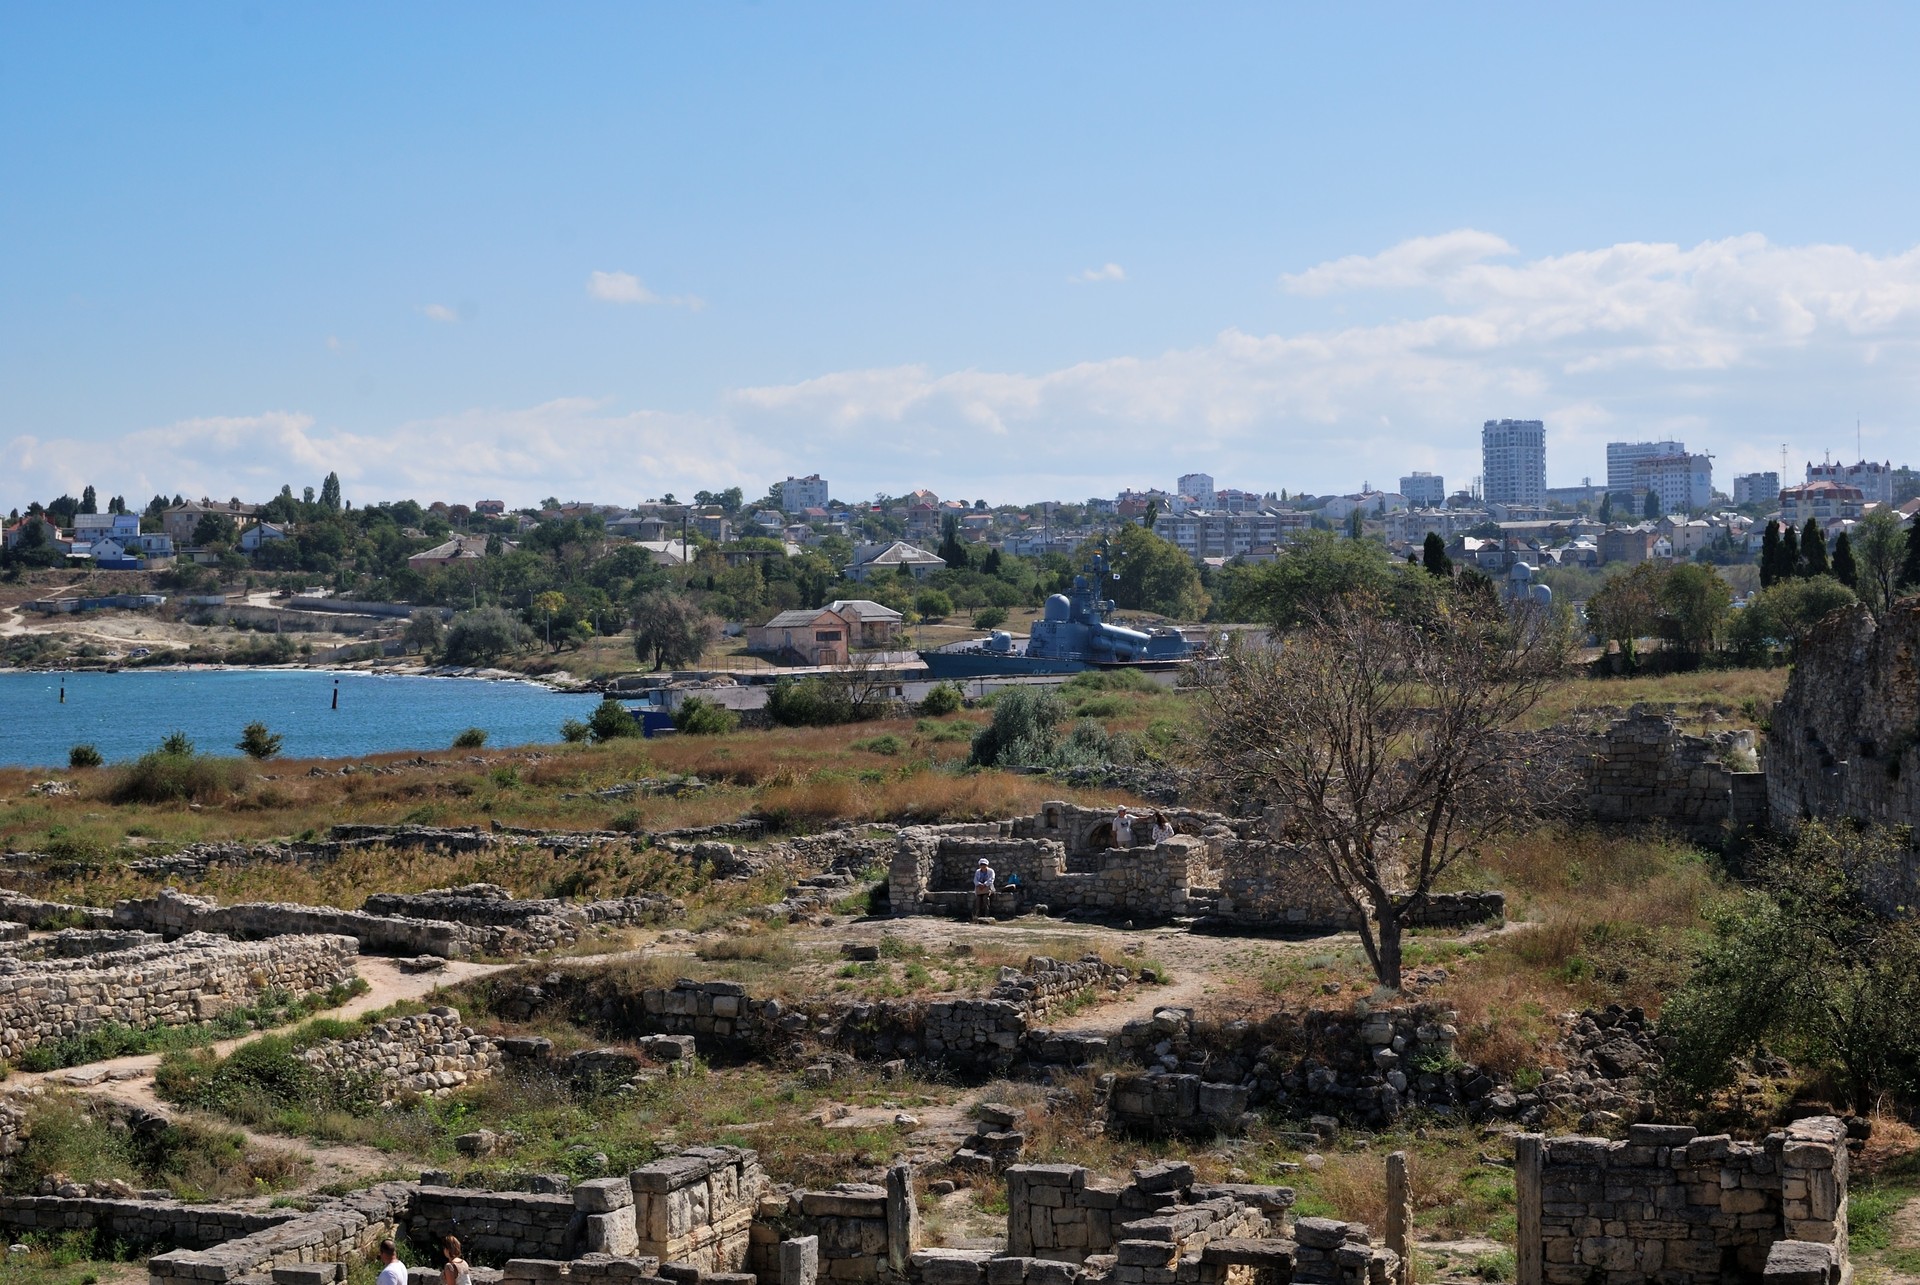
(14, 956, 510, 1194)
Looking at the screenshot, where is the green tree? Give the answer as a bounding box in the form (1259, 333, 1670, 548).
(68, 744, 103, 769)
(79, 485, 97, 515)
(586, 697, 641, 742)
(972, 606, 1008, 630)
(1799, 518, 1828, 578)
(1727, 577, 1858, 662)
(1420, 532, 1452, 578)
(1214, 530, 1393, 627)
(236, 722, 283, 759)
(631, 590, 716, 670)
(1780, 522, 1799, 578)
(1903, 522, 1920, 592)
(914, 589, 955, 620)
(442, 607, 536, 665)
(1655, 563, 1732, 658)
(403, 609, 444, 656)
(1659, 825, 1920, 1111)
(192, 511, 238, 547)
(1830, 531, 1857, 588)
(1585, 562, 1662, 664)
(1643, 491, 1662, 520)
(1759, 519, 1784, 587)
(1105, 525, 1206, 618)
(672, 695, 736, 734)
(1597, 491, 1613, 523)
(318, 472, 343, 512)
(1848, 507, 1907, 615)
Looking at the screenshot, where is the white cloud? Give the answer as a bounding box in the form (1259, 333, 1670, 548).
(421, 303, 459, 323)
(1071, 263, 1127, 284)
(12, 232, 1920, 505)
(587, 270, 705, 310)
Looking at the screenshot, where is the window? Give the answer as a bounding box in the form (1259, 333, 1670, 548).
(815, 630, 842, 642)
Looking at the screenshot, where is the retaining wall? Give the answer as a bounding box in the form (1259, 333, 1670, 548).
(299, 1006, 504, 1103)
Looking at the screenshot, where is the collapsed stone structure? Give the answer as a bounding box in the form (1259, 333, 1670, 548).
(888, 804, 1503, 931)
(1584, 712, 1768, 842)
(298, 1007, 505, 1103)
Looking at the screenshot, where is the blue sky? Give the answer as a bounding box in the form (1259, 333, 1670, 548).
(5, 4, 1920, 508)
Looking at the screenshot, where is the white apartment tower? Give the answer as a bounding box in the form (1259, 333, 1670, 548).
(1399, 471, 1446, 507)
(1481, 419, 1546, 507)
(779, 474, 831, 513)
(1606, 440, 1686, 495)
(1634, 453, 1715, 517)
(1733, 472, 1780, 506)
(1177, 473, 1216, 506)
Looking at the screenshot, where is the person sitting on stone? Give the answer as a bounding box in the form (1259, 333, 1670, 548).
(972, 857, 996, 921)
(441, 1235, 471, 1285)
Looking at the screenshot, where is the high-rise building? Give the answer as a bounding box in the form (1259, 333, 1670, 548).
(1177, 473, 1216, 506)
(1605, 440, 1686, 495)
(779, 474, 830, 513)
(1634, 453, 1714, 517)
(1805, 459, 1893, 506)
(1399, 471, 1446, 507)
(1481, 419, 1546, 507)
(1733, 472, 1780, 506)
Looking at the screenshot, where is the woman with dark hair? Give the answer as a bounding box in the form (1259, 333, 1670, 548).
(1149, 811, 1175, 845)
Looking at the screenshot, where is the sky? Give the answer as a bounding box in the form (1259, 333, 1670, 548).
(5, 3, 1920, 510)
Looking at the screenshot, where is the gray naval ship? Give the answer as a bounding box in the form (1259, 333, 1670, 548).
(917, 543, 1197, 679)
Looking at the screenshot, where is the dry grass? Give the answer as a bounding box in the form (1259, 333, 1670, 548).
(1520, 666, 1787, 734)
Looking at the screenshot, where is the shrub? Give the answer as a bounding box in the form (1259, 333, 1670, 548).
(969, 686, 1067, 767)
(587, 697, 641, 743)
(160, 730, 194, 756)
(917, 682, 964, 717)
(767, 676, 856, 727)
(559, 718, 591, 743)
(853, 734, 906, 756)
(914, 589, 955, 621)
(972, 606, 1008, 630)
(235, 722, 283, 759)
(67, 744, 103, 769)
(107, 749, 248, 806)
(452, 727, 489, 749)
(673, 696, 737, 735)
(442, 606, 536, 666)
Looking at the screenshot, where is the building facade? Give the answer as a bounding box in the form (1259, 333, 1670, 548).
(1605, 440, 1686, 495)
(1399, 471, 1446, 507)
(1633, 453, 1714, 517)
(1733, 471, 1781, 506)
(1805, 459, 1892, 506)
(779, 475, 831, 513)
(1176, 473, 1216, 506)
(1481, 419, 1546, 507)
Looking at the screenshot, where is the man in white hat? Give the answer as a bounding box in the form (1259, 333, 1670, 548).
(972, 857, 996, 922)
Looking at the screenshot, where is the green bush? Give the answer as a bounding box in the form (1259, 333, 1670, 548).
(971, 606, 1008, 630)
(852, 734, 905, 756)
(67, 744, 103, 769)
(106, 748, 249, 806)
(767, 676, 857, 726)
(587, 697, 641, 743)
(673, 696, 737, 735)
(969, 686, 1067, 767)
(236, 721, 283, 759)
(159, 730, 194, 755)
(916, 682, 964, 717)
(452, 727, 489, 749)
(559, 718, 591, 743)
(914, 589, 955, 620)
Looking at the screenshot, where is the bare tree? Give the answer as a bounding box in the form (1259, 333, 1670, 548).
(1195, 592, 1572, 989)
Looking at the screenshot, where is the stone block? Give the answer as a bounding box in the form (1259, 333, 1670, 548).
(1763, 1240, 1837, 1285)
(575, 1179, 634, 1213)
(780, 1236, 820, 1285)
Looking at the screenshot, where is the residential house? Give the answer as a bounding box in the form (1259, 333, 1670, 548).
(824, 600, 905, 648)
(162, 500, 258, 545)
(779, 475, 831, 513)
(474, 500, 507, 516)
(1599, 527, 1658, 565)
(73, 512, 141, 542)
(407, 535, 501, 570)
(4, 515, 65, 551)
(845, 540, 946, 581)
(240, 522, 290, 553)
(746, 607, 851, 666)
(1778, 481, 1866, 528)
(635, 539, 694, 566)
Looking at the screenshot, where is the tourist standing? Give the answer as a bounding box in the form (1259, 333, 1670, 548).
(376, 1241, 407, 1285)
(1112, 805, 1133, 848)
(1149, 811, 1175, 844)
(441, 1236, 471, 1285)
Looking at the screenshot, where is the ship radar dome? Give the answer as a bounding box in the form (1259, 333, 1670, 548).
(1043, 593, 1072, 622)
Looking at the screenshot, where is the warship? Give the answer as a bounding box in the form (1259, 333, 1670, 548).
(917, 542, 1196, 679)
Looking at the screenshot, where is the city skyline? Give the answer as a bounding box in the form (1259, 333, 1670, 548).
(8, 6, 1920, 506)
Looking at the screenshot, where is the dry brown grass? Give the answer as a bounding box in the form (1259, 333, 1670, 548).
(1520, 666, 1787, 733)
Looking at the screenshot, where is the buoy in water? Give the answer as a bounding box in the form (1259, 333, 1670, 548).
(332, 678, 339, 710)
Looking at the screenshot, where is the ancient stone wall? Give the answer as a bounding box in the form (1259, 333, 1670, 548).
(1210, 841, 1504, 933)
(408, 1187, 580, 1262)
(299, 1006, 503, 1103)
(1586, 711, 1767, 839)
(0, 930, 357, 1061)
(1767, 600, 1920, 851)
(0, 1193, 288, 1252)
(116, 889, 474, 958)
(628, 1146, 765, 1272)
(148, 1182, 416, 1284)
(749, 1166, 916, 1284)
(1515, 1117, 1849, 1285)
(1002, 1160, 1293, 1270)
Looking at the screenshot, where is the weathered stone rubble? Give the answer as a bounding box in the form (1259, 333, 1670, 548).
(298, 1006, 505, 1103)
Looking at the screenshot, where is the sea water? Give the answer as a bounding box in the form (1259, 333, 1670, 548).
(0, 668, 605, 769)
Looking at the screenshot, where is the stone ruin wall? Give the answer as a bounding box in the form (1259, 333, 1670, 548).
(0, 930, 357, 1061)
(1766, 601, 1920, 910)
(1585, 712, 1768, 840)
(1515, 1117, 1849, 1285)
(299, 1007, 505, 1104)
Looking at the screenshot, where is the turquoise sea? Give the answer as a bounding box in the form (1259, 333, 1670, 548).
(0, 669, 604, 769)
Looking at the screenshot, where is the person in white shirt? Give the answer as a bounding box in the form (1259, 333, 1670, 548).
(972, 858, 995, 921)
(376, 1240, 407, 1285)
(1149, 811, 1175, 845)
(1112, 805, 1134, 848)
